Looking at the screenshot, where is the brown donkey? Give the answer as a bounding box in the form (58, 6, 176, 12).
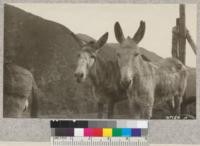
(74, 32, 129, 118)
(114, 21, 188, 119)
(4, 63, 39, 118)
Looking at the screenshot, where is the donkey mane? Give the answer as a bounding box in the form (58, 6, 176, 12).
(82, 41, 97, 52)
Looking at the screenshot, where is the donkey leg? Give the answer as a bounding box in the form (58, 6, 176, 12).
(97, 102, 104, 118)
(108, 100, 114, 119)
(128, 99, 134, 118)
(129, 100, 141, 119)
(174, 95, 183, 117)
(167, 97, 176, 116)
(142, 96, 154, 119)
(142, 105, 153, 119)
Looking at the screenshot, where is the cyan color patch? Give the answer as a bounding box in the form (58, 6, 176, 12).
(122, 128, 132, 137)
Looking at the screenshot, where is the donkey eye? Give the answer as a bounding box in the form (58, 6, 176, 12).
(117, 53, 121, 58)
(90, 55, 96, 59)
(134, 53, 139, 56)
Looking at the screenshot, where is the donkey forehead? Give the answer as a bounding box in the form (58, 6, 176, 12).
(79, 50, 91, 57)
(82, 45, 94, 51)
(81, 45, 96, 55)
(117, 48, 139, 56)
(120, 37, 138, 49)
(82, 41, 96, 50)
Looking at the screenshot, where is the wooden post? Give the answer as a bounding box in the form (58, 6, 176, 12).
(186, 29, 197, 54)
(179, 4, 186, 64)
(172, 26, 178, 58)
(172, 18, 180, 59)
(176, 18, 180, 58)
(172, 4, 196, 60)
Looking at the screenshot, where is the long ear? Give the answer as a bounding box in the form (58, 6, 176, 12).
(96, 32, 109, 49)
(114, 22, 125, 43)
(133, 21, 145, 44)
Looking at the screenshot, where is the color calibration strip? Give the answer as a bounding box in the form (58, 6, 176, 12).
(52, 128, 147, 137)
(50, 120, 148, 137)
(51, 120, 148, 146)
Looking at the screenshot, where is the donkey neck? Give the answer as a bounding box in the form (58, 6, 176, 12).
(89, 59, 98, 84)
(89, 56, 110, 85)
(88, 53, 120, 88)
(134, 55, 155, 79)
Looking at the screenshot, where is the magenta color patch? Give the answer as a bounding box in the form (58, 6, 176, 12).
(84, 128, 93, 136)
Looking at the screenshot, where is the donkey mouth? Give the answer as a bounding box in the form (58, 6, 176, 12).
(76, 78, 82, 83)
(74, 72, 84, 83)
(76, 77, 84, 83)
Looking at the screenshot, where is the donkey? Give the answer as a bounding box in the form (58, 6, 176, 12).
(74, 32, 131, 118)
(4, 63, 39, 118)
(114, 21, 188, 119)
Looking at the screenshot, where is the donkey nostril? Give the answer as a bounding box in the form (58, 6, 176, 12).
(74, 72, 83, 78)
(80, 73, 84, 78)
(121, 80, 131, 88)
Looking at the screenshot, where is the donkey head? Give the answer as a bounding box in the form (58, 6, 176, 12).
(74, 32, 108, 83)
(114, 21, 146, 88)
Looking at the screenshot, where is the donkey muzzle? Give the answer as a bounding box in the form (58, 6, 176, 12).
(120, 79, 132, 89)
(74, 72, 84, 83)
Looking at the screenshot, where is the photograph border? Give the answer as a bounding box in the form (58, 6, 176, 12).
(0, 0, 199, 144)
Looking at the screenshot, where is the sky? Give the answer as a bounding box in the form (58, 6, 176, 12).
(10, 3, 197, 67)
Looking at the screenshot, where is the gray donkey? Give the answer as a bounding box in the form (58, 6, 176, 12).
(114, 21, 188, 119)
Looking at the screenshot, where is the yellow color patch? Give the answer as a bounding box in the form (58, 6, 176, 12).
(103, 128, 112, 137)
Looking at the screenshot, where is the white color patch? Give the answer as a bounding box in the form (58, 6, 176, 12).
(74, 128, 84, 137)
(137, 121, 148, 128)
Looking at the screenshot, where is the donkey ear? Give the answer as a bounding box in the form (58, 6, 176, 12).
(133, 21, 146, 44)
(96, 32, 109, 49)
(114, 22, 125, 43)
